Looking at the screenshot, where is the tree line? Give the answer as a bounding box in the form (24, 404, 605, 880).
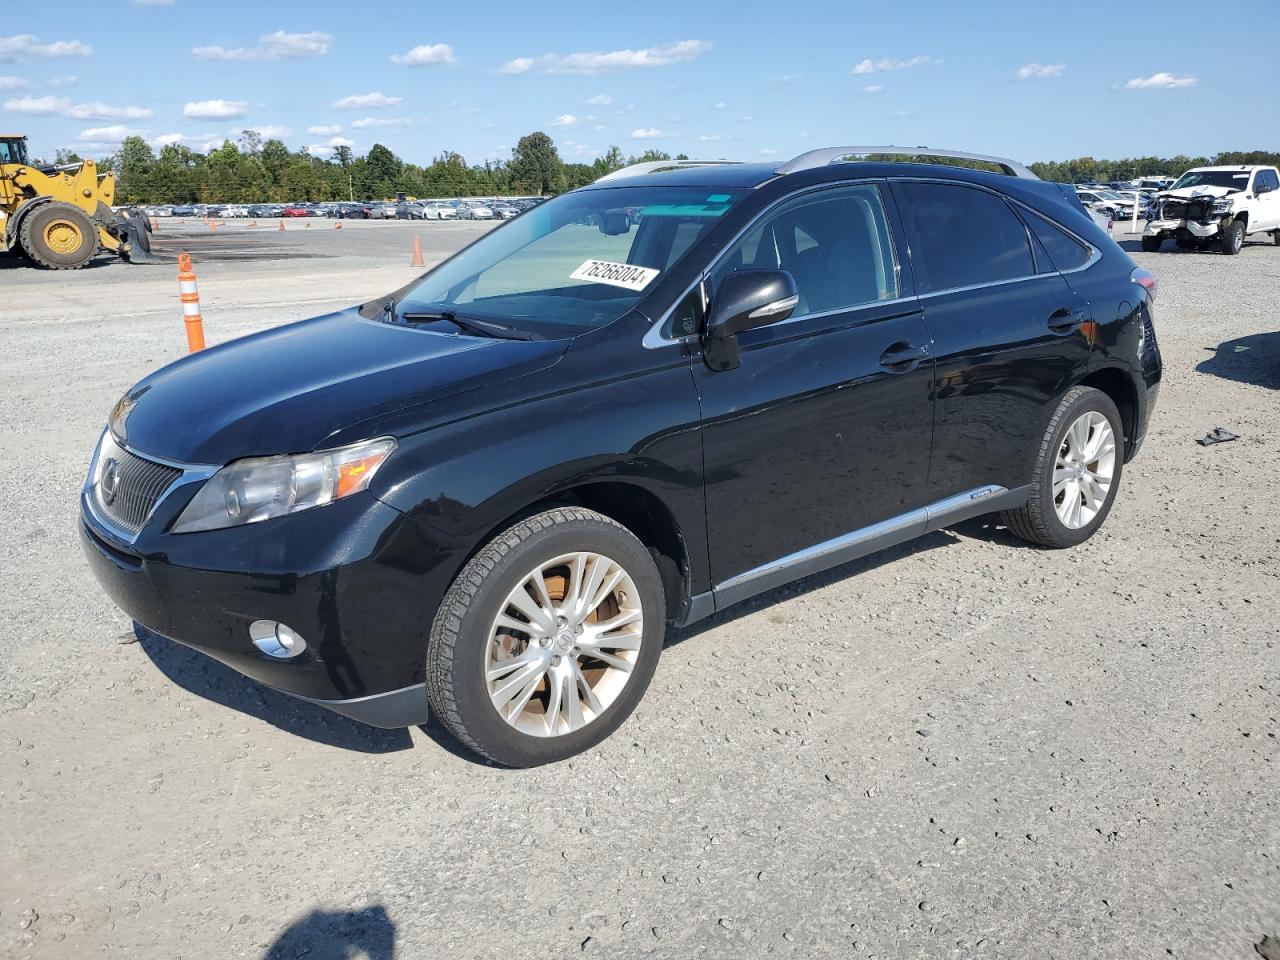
(46, 131, 689, 204)
(43, 134, 1280, 204)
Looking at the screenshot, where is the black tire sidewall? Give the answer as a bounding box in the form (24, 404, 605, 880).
(1034, 389, 1125, 548)
(436, 516, 665, 767)
(1223, 221, 1244, 254)
(21, 204, 97, 269)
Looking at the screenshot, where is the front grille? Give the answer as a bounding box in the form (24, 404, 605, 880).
(96, 448, 183, 534)
(1161, 198, 1212, 222)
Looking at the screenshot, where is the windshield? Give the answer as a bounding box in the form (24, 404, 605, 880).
(395, 185, 745, 337)
(1170, 170, 1250, 191)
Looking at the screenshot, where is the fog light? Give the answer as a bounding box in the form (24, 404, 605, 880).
(249, 620, 307, 659)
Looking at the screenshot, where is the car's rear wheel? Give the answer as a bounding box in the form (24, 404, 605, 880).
(1140, 235, 1163, 252)
(426, 508, 665, 766)
(1002, 386, 1123, 549)
(1222, 219, 1245, 255)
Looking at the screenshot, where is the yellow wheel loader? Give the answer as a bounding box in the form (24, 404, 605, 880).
(0, 135, 152, 269)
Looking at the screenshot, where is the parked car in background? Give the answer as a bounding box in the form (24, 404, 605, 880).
(396, 201, 427, 220)
(80, 147, 1161, 766)
(367, 202, 398, 220)
(422, 202, 458, 220)
(282, 205, 309, 218)
(222, 205, 249, 218)
(458, 201, 495, 220)
(492, 200, 521, 219)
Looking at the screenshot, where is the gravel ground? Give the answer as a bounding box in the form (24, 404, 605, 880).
(1, 220, 1277, 959)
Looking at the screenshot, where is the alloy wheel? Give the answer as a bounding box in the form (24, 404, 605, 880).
(485, 551, 644, 737)
(1053, 411, 1116, 529)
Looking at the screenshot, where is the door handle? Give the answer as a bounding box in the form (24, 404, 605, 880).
(879, 341, 929, 371)
(1047, 307, 1085, 334)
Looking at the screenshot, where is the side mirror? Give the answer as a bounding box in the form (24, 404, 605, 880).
(702, 269, 798, 371)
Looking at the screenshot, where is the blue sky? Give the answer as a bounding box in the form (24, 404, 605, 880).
(3, 0, 1275, 166)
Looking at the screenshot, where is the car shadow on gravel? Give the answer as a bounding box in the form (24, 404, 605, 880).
(1197, 332, 1280, 390)
(134, 624, 414, 754)
(263, 905, 395, 959)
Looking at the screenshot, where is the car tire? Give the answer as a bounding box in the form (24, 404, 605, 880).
(1222, 219, 1245, 255)
(1002, 386, 1124, 550)
(1272, 231, 1279, 246)
(426, 507, 666, 766)
(1140, 235, 1162, 253)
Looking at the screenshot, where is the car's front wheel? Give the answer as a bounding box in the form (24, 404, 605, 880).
(1002, 386, 1124, 549)
(1222, 219, 1245, 255)
(426, 508, 665, 766)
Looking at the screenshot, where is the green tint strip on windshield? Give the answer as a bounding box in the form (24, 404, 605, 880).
(637, 203, 734, 218)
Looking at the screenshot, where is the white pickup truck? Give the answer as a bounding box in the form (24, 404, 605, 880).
(1142, 165, 1280, 254)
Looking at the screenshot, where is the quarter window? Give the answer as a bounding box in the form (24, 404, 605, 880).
(1023, 209, 1092, 272)
(708, 184, 900, 321)
(893, 182, 1035, 293)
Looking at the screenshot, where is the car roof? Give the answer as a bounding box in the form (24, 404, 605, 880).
(1187, 165, 1266, 172)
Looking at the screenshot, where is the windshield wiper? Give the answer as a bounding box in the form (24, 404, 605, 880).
(398, 309, 543, 341)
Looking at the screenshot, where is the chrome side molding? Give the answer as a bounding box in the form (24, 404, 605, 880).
(711, 484, 1026, 611)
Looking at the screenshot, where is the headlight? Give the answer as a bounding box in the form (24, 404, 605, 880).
(171, 437, 396, 534)
(1211, 198, 1234, 215)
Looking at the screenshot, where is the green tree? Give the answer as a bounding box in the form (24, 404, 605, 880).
(115, 136, 156, 203)
(509, 131, 565, 195)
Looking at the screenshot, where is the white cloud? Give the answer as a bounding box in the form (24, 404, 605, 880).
(183, 99, 248, 119)
(328, 135, 354, 147)
(550, 113, 578, 127)
(758, 148, 778, 156)
(698, 134, 721, 142)
(586, 94, 612, 106)
(154, 133, 184, 146)
(3, 95, 151, 119)
(851, 55, 940, 75)
(350, 116, 409, 128)
(390, 43, 455, 66)
(237, 124, 290, 139)
(500, 39, 711, 75)
(307, 124, 341, 135)
(193, 30, 332, 62)
(305, 143, 333, 157)
(1125, 72, 1197, 89)
(332, 91, 401, 109)
(630, 127, 673, 139)
(0, 35, 93, 62)
(1016, 62, 1065, 80)
(78, 124, 144, 142)
(66, 101, 152, 120)
(0, 75, 28, 90)
(862, 84, 883, 94)
(712, 101, 727, 109)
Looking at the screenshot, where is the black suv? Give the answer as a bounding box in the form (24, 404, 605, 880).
(81, 147, 1162, 766)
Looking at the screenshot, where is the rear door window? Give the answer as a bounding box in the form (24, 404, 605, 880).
(892, 182, 1034, 293)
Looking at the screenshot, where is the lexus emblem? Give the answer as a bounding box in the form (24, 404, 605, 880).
(100, 458, 121, 506)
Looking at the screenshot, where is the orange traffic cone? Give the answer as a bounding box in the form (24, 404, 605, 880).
(248, 219, 257, 227)
(304, 220, 311, 228)
(209, 220, 217, 232)
(177, 253, 206, 353)
(411, 235, 425, 267)
(334, 220, 342, 229)
(278, 218, 285, 231)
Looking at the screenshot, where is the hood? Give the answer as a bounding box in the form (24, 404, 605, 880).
(111, 307, 567, 465)
(1160, 185, 1239, 200)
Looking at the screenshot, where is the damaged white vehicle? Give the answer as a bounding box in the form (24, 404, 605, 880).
(1142, 165, 1280, 254)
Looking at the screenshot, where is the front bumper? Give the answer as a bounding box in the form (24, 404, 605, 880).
(80, 488, 443, 728)
(1144, 218, 1220, 238)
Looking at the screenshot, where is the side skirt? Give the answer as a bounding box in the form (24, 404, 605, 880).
(676, 485, 1029, 625)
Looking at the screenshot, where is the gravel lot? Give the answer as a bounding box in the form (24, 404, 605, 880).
(2, 219, 1277, 959)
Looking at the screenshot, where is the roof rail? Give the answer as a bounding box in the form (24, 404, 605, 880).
(776, 146, 1038, 180)
(594, 159, 742, 183)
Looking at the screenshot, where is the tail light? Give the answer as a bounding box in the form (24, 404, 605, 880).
(1130, 267, 1157, 302)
